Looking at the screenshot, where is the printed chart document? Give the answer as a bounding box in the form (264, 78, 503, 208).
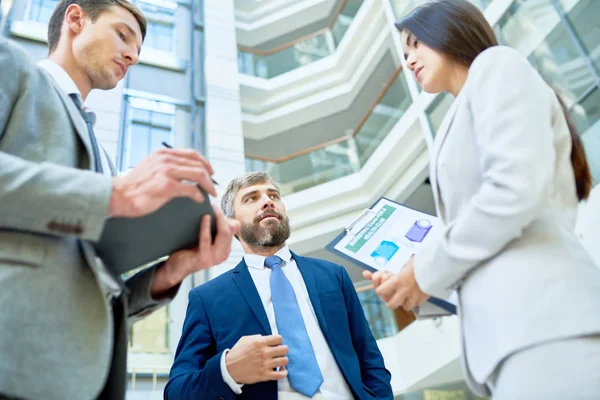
(326, 197, 456, 318)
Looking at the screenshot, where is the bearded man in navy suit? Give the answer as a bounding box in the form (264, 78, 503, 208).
(165, 172, 392, 400)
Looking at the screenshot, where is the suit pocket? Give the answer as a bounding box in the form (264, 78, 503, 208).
(0, 230, 47, 267)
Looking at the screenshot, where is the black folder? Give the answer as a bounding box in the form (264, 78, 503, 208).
(94, 193, 216, 274)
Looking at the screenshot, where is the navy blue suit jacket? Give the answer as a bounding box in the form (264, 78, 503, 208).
(164, 252, 392, 400)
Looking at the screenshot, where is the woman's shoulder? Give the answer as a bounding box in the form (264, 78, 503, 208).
(471, 45, 528, 70)
(465, 45, 548, 95)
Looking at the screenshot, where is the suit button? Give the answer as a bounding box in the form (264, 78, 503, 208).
(218, 397, 225, 400)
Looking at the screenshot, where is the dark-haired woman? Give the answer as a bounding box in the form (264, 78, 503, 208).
(365, 0, 600, 398)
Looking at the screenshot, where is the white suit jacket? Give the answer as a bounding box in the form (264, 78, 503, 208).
(413, 46, 600, 395)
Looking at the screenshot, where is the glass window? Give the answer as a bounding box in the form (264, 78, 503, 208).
(355, 73, 412, 165)
(151, 111, 172, 127)
(426, 92, 453, 136)
(121, 98, 174, 172)
(131, 108, 151, 123)
(496, 0, 596, 100)
(476, 0, 493, 8)
(139, 0, 176, 21)
(145, 21, 174, 52)
(357, 289, 398, 340)
(563, 0, 600, 74)
(27, 0, 58, 24)
(123, 106, 174, 356)
(139, 1, 176, 52)
(127, 123, 151, 169)
(128, 307, 170, 354)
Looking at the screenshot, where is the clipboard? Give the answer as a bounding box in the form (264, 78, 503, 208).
(326, 197, 456, 315)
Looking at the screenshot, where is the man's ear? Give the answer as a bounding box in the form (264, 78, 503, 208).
(64, 4, 86, 35)
(226, 214, 241, 241)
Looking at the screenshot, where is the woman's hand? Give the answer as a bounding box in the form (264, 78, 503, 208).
(363, 257, 429, 311)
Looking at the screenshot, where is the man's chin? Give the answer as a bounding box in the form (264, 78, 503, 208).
(94, 75, 120, 91)
(259, 217, 280, 223)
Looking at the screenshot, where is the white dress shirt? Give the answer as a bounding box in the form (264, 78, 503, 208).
(220, 246, 353, 400)
(37, 59, 120, 299)
(37, 60, 112, 174)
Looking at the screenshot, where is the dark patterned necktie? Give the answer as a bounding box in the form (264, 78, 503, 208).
(69, 93, 103, 173)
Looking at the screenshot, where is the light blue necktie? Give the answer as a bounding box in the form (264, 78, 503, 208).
(265, 255, 324, 397)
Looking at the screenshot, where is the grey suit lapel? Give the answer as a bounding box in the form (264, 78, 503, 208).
(44, 71, 97, 172)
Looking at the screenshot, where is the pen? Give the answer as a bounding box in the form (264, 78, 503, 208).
(162, 141, 219, 186)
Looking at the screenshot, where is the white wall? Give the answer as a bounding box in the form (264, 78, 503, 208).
(377, 316, 463, 395)
(202, 0, 248, 280)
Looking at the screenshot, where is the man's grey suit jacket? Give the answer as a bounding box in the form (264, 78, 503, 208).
(0, 38, 174, 400)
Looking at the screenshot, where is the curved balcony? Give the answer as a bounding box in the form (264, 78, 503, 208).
(238, 0, 363, 78)
(245, 68, 411, 194)
(235, 0, 298, 21)
(236, 0, 344, 50)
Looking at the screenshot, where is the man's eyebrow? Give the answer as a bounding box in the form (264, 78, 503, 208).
(405, 32, 413, 47)
(240, 190, 259, 201)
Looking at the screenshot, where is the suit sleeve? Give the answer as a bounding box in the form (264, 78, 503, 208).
(340, 267, 393, 399)
(413, 46, 556, 297)
(164, 289, 237, 400)
(122, 263, 181, 324)
(0, 39, 111, 242)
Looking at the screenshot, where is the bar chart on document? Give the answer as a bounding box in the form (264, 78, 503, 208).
(333, 198, 439, 274)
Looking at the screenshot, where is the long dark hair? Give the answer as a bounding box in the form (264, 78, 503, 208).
(396, 0, 592, 200)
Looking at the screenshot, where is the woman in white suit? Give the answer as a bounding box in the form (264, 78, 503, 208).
(365, 0, 600, 398)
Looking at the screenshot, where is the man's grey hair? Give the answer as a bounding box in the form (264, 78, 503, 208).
(221, 172, 281, 218)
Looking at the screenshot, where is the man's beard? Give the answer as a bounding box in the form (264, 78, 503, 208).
(239, 213, 291, 248)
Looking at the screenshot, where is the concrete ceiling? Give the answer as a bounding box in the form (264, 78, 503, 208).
(234, 0, 296, 15)
(241, 0, 343, 52)
(243, 51, 398, 159)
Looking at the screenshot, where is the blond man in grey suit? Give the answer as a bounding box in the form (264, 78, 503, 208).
(0, 0, 239, 399)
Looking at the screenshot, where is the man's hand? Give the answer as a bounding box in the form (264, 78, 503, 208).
(150, 205, 241, 297)
(226, 335, 289, 385)
(109, 148, 216, 218)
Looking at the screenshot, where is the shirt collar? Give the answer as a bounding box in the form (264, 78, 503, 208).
(244, 245, 293, 270)
(37, 59, 81, 98)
